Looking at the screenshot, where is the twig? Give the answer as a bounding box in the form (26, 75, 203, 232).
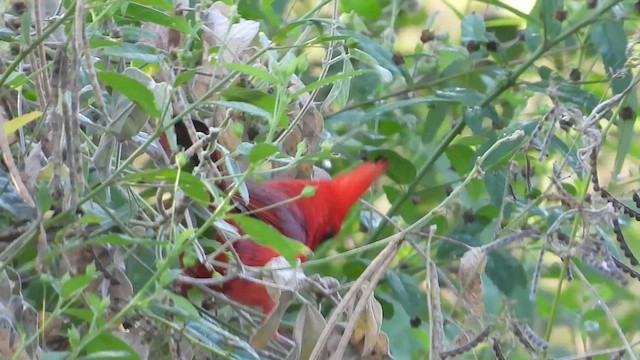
(554, 343, 639, 360)
(570, 262, 636, 360)
(309, 234, 400, 360)
(426, 226, 444, 360)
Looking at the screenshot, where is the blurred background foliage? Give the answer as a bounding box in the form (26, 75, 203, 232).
(1, 0, 640, 359)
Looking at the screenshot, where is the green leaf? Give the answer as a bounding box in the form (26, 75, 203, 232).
(526, 81, 600, 112)
(166, 291, 201, 320)
(89, 234, 161, 247)
(484, 169, 507, 209)
(248, 143, 279, 164)
(272, 19, 329, 43)
(535, 0, 562, 40)
(485, 250, 527, 297)
(61, 267, 95, 299)
(550, 136, 582, 176)
(290, 69, 372, 99)
(125, 3, 190, 33)
(590, 20, 630, 94)
(363, 148, 415, 185)
(461, 13, 488, 42)
(614, 112, 636, 179)
(98, 71, 160, 118)
(462, 107, 483, 133)
(340, 31, 402, 79)
(122, 169, 210, 204)
(446, 144, 474, 175)
(98, 42, 164, 63)
(327, 97, 456, 123)
(222, 63, 280, 84)
(83, 333, 140, 360)
(383, 185, 419, 223)
(479, 133, 527, 169)
(3, 111, 41, 135)
(385, 271, 427, 318)
(340, 0, 381, 18)
(211, 100, 272, 121)
(185, 317, 262, 360)
(174, 70, 197, 88)
(589, 19, 634, 178)
(230, 214, 309, 266)
(238, 0, 281, 28)
(435, 88, 483, 106)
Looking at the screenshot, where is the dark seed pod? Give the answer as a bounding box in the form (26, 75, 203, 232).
(612, 256, 640, 283)
(555, 10, 567, 22)
(486, 40, 499, 52)
(392, 53, 405, 65)
(612, 219, 639, 265)
(441, 326, 491, 359)
(620, 106, 634, 121)
(421, 29, 435, 43)
(492, 339, 505, 360)
(569, 68, 581, 81)
(11, 0, 28, 15)
(466, 41, 481, 53)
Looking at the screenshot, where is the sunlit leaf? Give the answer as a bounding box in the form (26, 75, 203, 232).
(230, 215, 310, 266)
(98, 71, 160, 118)
(122, 169, 210, 204)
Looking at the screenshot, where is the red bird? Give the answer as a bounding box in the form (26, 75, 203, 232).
(161, 120, 387, 315)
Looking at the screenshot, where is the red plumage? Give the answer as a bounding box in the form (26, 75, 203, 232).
(180, 160, 388, 314)
(161, 119, 387, 314)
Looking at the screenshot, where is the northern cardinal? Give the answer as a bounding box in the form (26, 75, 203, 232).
(160, 120, 387, 315)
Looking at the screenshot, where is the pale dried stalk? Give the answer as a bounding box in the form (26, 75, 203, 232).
(33, 0, 51, 100)
(80, 0, 107, 116)
(555, 345, 635, 360)
(426, 224, 444, 359)
(308, 234, 401, 360)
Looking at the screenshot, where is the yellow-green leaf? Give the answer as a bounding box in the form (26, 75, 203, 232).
(3, 111, 42, 135)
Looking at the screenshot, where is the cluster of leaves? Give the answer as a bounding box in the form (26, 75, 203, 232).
(1, 0, 640, 359)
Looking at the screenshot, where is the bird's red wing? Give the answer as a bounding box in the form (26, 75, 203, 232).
(233, 180, 308, 244)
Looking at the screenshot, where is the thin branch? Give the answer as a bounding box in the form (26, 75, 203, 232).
(570, 262, 636, 360)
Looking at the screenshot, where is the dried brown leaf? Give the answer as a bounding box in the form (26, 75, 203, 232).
(325, 323, 393, 360)
(0, 315, 26, 360)
(349, 294, 383, 356)
(458, 247, 486, 317)
(102, 268, 133, 314)
(23, 143, 44, 191)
